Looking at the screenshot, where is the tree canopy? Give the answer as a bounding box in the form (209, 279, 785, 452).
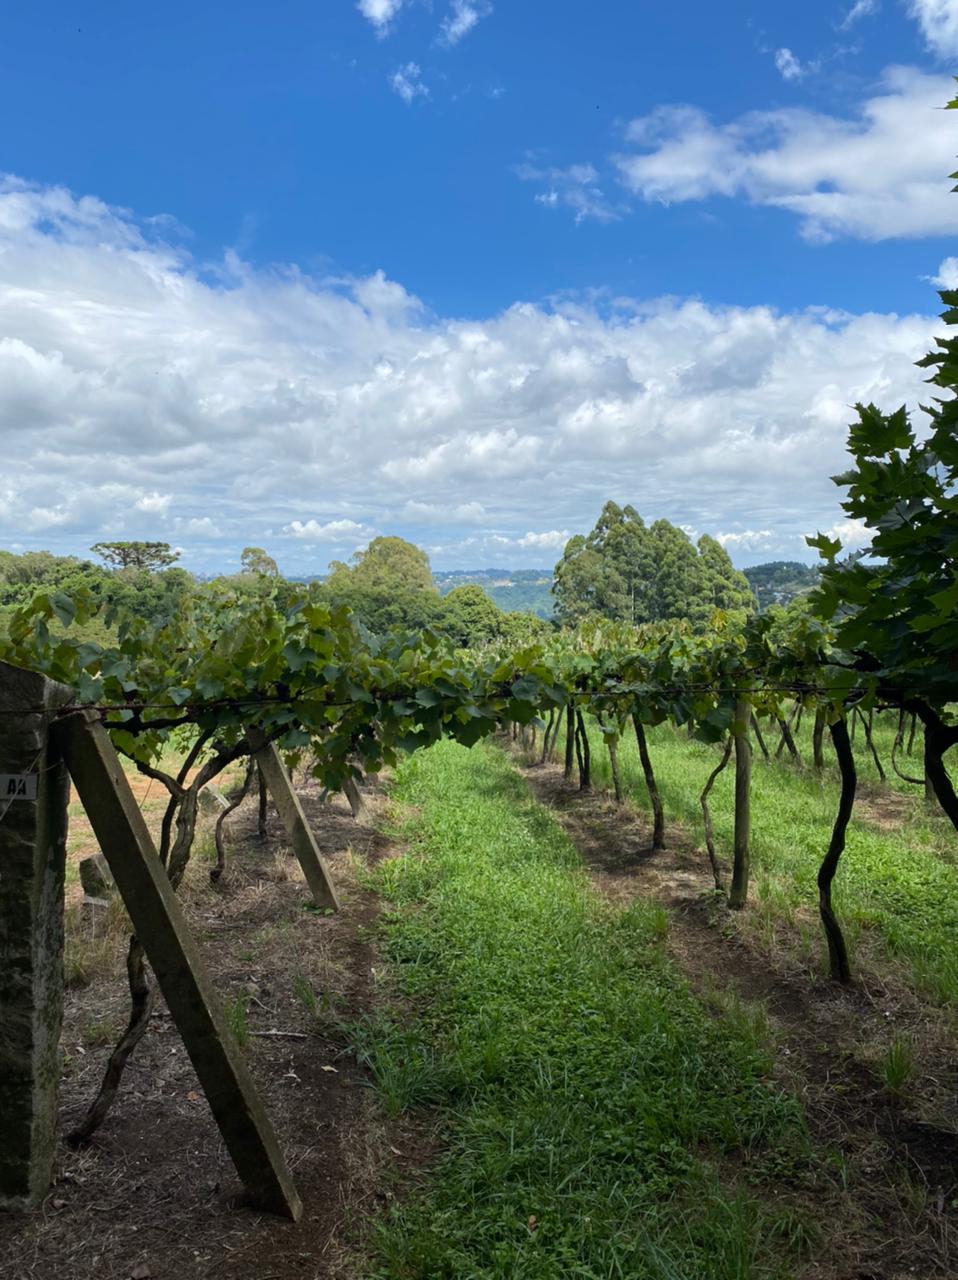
(90, 541, 180, 571)
(553, 503, 754, 626)
(240, 546, 280, 577)
(326, 536, 434, 594)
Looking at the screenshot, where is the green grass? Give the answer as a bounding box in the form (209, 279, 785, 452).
(880, 1036, 915, 1100)
(359, 741, 814, 1279)
(223, 994, 250, 1048)
(583, 716, 958, 1002)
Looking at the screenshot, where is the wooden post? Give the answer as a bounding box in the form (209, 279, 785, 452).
(0, 661, 73, 1210)
(246, 730, 339, 912)
(53, 710, 302, 1221)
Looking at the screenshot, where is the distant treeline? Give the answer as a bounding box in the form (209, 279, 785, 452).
(434, 569, 554, 619)
(742, 561, 819, 609)
(0, 542, 548, 650)
(1, 527, 820, 649)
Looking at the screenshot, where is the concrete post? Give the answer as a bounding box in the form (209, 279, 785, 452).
(0, 660, 73, 1210)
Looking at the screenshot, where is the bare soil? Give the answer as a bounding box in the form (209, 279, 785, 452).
(0, 778, 422, 1280)
(516, 755, 958, 1280)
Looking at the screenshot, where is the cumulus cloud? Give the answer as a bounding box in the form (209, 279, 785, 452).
(174, 516, 221, 537)
(0, 173, 943, 572)
(715, 529, 776, 551)
(774, 49, 805, 82)
(358, 0, 403, 37)
(615, 67, 958, 241)
(438, 0, 492, 46)
(283, 519, 374, 541)
(928, 255, 958, 286)
(403, 500, 487, 523)
(390, 62, 429, 104)
(515, 530, 572, 550)
(514, 160, 621, 223)
(135, 492, 173, 514)
(908, 0, 958, 58)
(839, 0, 880, 29)
(806, 517, 871, 549)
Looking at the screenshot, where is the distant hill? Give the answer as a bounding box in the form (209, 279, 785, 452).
(433, 568, 554, 619)
(743, 561, 819, 610)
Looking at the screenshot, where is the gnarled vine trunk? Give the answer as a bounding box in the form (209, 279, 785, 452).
(564, 704, 575, 781)
(632, 714, 665, 850)
(819, 717, 855, 983)
(728, 698, 752, 910)
(700, 736, 732, 892)
(916, 704, 958, 831)
(856, 707, 885, 783)
(891, 707, 924, 787)
(213, 758, 256, 882)
(575, 709, 591, 790)
(597, 715, 623, 804)
(750, 713, 770, 761)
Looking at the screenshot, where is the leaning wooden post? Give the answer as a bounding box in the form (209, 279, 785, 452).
(728, 697, 752, 910)
(0, 661, 74, 1210)
(246, 729, 339, 911)
(53, 710, 303, 1221)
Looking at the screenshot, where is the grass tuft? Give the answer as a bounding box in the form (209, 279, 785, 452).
(880, 1035, 915, 1100)
(223, 994, 250, 1048)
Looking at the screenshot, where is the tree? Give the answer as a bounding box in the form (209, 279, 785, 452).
(647, 520, 709, 623)
(326, 536, 434, 594)
(240, 546, 279, 577)
(439, 584, 506, 647)
(809, 278, 958, 829)
(91, 541, 179, 571)
(554, 505, 756, 628)
(553, 503, 655, 624)
(696, 535, 755, 613)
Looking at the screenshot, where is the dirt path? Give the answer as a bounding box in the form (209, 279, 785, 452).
(0, 778, 412, 1280)
(517, 756, 958, 1280)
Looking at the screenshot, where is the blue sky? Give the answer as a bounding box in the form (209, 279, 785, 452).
(1, 0, 957, 573)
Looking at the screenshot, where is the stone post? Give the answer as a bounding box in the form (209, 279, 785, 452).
(0, 660, 73, 1210)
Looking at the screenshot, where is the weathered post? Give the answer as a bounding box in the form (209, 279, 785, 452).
(55, 710, 303, 1220)
(246, 729, 339, 911)
(0, 660, 73, 1210)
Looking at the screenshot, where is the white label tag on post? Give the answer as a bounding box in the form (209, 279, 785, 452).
(0, 774, 38, 801)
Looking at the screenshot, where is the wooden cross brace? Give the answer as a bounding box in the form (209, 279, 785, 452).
(52, 710, 341, 1220)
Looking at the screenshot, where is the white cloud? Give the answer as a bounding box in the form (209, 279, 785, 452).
(515, 160, 621, 224)
(0, 173, 943, 573)
(774, 49, 805, 82)
(135, 491, 173, 514)
(928, 255, 958, 286)
(439, 0, 492, 46)
(516, 530, 571, 550)
(715, 529, 776, 550)
(403, 499, 487, 523)
(615, 67, 958, 241)
(806, 517, 871, 548)
(27, 506, 70, 531)
(358, 0, 403, 37)
(174, 516, 221, 537)
(390, 62, 429, 105)
(908, 0, 958, 58)
(839, 0, 880, 29)
(283, 519, 373, 541)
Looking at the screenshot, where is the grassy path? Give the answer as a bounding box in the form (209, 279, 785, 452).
(582, 720, 958, 1002)
(358, 740, 815, 1279)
